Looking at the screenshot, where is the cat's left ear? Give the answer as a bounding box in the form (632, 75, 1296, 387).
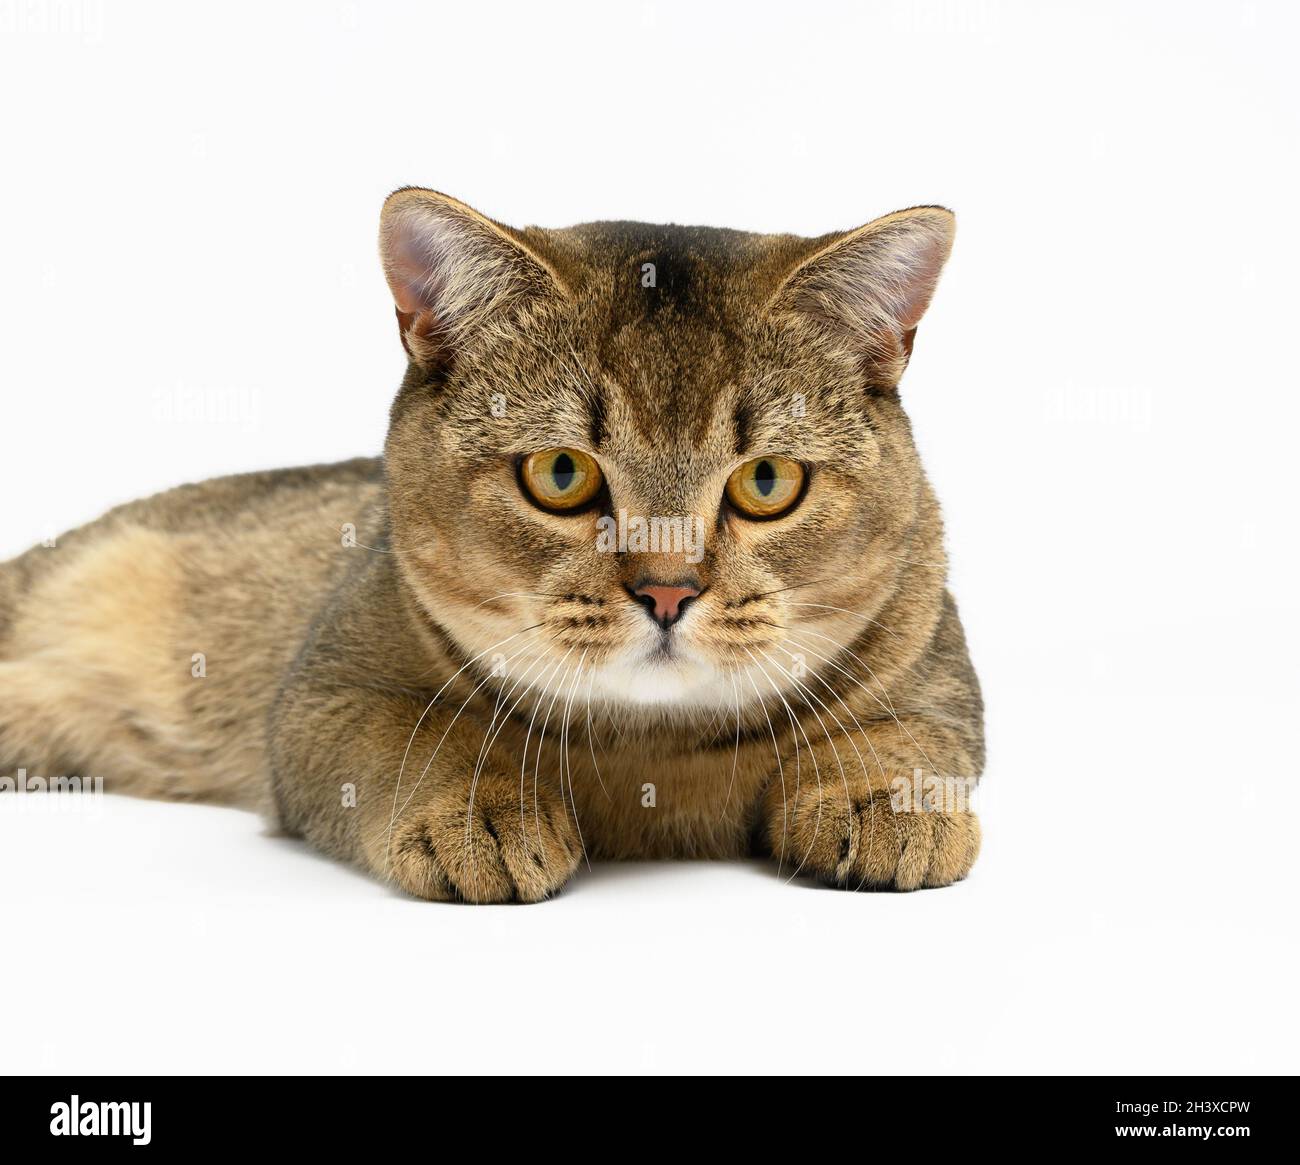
(769, 206, 955, 389)
(379, 187, 567, 370)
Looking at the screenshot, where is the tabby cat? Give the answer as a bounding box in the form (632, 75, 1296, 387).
(0, 189, 984, 902)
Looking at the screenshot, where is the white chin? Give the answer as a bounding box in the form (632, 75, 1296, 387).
(588, 649, 733, 710)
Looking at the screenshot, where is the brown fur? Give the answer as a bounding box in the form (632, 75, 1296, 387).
(0, 190, 984, 902)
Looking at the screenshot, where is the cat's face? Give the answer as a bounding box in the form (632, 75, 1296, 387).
(381, 192, 953, 715)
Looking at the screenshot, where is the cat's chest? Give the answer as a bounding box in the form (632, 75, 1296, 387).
(564, 735, 778, 859)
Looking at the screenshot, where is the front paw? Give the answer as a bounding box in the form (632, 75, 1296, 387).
(383, 773, 581, 904)
(762, 780, 980, 891)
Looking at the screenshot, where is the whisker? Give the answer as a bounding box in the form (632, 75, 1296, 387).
(518, 654, 569, 858)
(390, 635, 548, 859)
(389, 632, 548, 839)
(532, 656, 575, 858)
(564, 337, 602, 402)
(383, 624, 545, 873)
(879, 550, 948, 569)
(786, 627, 952, 890)
(721, 671, 743, 814)
(464, 645, 554, 848)
(757, 648, 855, 880)
(785, 602, 902, 641)
(789, 625, 941, 779)
(745, 647, 821, 883)
(558, 652, 591, 870)
(471, 590, 573, 612)
(740, 578, 828, 602)
(583, 668, 612, 801)
(330, 522, 391, 553)
(739, 665, 788, 874)
(772, 642, 903, 885)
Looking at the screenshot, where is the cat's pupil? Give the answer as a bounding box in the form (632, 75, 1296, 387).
(754, 459, 776, 497)
(552, 452, 576, 492)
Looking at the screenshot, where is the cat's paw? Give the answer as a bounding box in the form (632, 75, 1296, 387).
(384, 775, 581, 904)
(763, 783, 980, 891)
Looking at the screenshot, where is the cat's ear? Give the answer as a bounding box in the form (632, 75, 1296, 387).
(379, 188, 567, 370)
(769, 206, 955, 389)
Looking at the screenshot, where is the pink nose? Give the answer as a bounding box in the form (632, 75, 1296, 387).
(631, 583, 701, 628)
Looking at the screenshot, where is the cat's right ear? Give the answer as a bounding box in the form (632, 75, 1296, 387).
(378, 188, 567, 370)
(768, 206, 956, 390)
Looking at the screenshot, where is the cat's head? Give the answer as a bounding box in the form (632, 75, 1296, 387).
(379, 189, 954, 714)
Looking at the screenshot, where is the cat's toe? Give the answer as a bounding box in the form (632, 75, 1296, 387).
(767, 785, 979, 891)
(386, 779, 580, 904)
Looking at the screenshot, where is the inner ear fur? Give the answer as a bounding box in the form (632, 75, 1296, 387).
(378, 187, 568, 370)
(768, 206, 955, 389)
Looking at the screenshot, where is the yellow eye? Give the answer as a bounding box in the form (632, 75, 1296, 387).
(725, 455, 806, 519)
(520, 448, 603, 511)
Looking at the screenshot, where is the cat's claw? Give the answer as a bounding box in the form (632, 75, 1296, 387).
(385, 776, 581, 904)
(763, 785, 980, 891)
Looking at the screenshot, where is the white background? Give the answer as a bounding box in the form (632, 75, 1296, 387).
(2, 0, 1297, 1074)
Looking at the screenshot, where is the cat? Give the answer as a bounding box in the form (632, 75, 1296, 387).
(0, 189, 984, 902)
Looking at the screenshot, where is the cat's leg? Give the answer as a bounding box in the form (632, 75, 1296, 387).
(757, 724, 981, 890)
(269, 678, 582, 904)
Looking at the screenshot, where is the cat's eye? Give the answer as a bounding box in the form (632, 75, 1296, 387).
(520, 448, 604, 512)
(725, 455, 806, 519)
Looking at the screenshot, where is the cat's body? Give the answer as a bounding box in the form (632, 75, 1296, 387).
(0, 192, 984, 901)
(0, 458, 384, 809)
